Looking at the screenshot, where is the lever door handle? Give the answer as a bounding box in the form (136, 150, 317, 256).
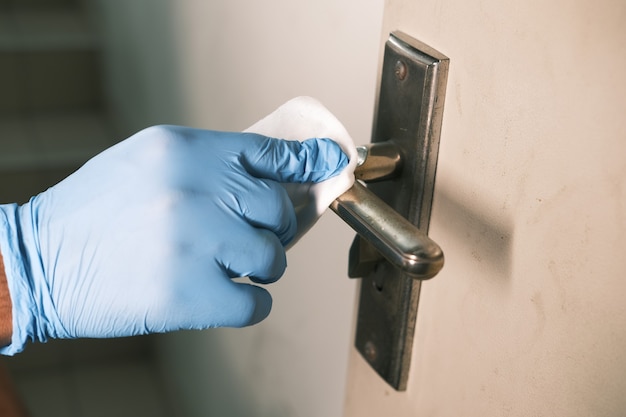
(331, 31, 448, 390)
(330, 144, 444, 279)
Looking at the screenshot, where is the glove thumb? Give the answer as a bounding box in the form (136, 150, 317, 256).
(241, 136, 349, 183)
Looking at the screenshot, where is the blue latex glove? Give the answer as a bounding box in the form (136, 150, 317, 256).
(0, 125, 348, 355)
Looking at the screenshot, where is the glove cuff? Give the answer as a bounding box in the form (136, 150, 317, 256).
(0, 203, 49, 355)
(0, 203, 38, 354)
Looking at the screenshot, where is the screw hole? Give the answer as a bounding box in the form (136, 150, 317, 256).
(364, 341, 378, 362)
(394, 60, 408, 80)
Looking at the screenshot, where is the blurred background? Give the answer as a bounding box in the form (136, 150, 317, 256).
(0, 0, 384, 416)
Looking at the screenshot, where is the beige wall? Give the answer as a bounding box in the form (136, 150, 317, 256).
(89, 1, 384, 416)
(345, 0, 626, 415)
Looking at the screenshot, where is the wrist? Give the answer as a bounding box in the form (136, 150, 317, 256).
(0, 252, 11, 347)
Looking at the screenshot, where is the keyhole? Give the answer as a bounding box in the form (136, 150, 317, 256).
(372, 265, 385, 292)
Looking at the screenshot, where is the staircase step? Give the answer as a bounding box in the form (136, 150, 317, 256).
(0, 49, 102, 112)
(0, 10, 95, 52)
(0, 7, 114, 203)
(0, 10, 102, 112)
(1, 0, 80, 10)
(0, 111, 117, 171)
(0, 111, 119, 203)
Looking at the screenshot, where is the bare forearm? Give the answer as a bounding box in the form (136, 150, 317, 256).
(0, 252, 12, 347)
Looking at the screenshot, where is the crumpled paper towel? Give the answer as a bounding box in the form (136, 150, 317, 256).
(244, 96, 357, 247)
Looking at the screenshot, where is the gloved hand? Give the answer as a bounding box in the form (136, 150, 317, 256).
(0, 125, 348, 355)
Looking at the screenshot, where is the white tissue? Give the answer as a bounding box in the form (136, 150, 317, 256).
(244, 96, 357, 247)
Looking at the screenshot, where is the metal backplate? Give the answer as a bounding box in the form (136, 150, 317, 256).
(353, 32, 449, 390)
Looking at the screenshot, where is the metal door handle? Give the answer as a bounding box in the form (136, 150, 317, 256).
(332, 31, 448, 390)
(330, 144, 444, 280)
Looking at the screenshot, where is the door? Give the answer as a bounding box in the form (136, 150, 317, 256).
(344, 0, 626, 415)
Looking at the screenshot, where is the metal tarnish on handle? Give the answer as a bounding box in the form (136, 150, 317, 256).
(330, 144, 444, 280)
(330, 182, 443, 279)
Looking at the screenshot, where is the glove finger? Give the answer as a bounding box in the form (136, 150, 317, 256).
(214, 282, 272, 327)
(238, 283, 272, 326)
(219, 228, 287, 284)
(240, 135, 349, 183)
(226, 177, 297, 246)
(182, 279, 272, 328)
